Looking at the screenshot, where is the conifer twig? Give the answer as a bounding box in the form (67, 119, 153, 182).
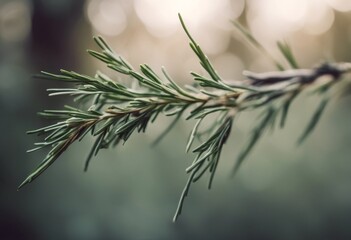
(21, 14, 351, 221)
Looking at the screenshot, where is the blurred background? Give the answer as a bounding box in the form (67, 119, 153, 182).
(1, 0, 351, 239)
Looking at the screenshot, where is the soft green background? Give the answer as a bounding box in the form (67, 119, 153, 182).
(1, 0, 351, 239)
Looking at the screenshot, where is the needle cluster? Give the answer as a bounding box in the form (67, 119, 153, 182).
(21, 14, 351, 221)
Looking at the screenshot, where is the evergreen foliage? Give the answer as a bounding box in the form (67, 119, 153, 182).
(21, 14, 351, 221)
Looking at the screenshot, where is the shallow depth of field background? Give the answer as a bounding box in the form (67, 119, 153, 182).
(1, 0, 351, 239)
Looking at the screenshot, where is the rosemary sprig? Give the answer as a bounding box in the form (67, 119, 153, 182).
(21, 14, 351, 221)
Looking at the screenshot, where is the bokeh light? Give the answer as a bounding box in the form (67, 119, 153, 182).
(86, 0, 127, 36)
(134, 0, 245, 38)
(246, 0, 338, 46)
(325, 0, 351, 12)
(304, 2, 334, 35)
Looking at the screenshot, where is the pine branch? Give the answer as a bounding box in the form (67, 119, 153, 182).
(21, 14, 351, 221)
